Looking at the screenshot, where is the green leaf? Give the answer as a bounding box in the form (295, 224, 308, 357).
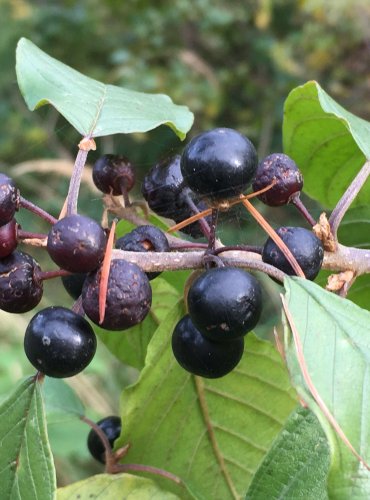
(0, 376, 56, 499)
(283, 277, 370, 498)
(42, 378, 84, 424)
(283, 81, 370, 208)
(57, 473, 180, 499)
(16, 38, 193, 140)
(245, 406, 330, 499)
(97, 278, 181, 369)
(339, 206, 370, 249)
(117, 302, 297, 499)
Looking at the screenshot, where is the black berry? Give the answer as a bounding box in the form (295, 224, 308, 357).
(47, 214, 107, 273)
(141, 155, 186, 219)
(87, 416, 122, 464)
(252, 153, 303, 206)
(187, 267, 262, 341)
(172, 315, 244, 378)
(0, 250, 43, 313)
(82, 259, 152, 331)
(115, 225, 169, 280)
(0, 218, 18, 258)
(92, 154, 135, 195)
(61, 272, 87, 300)
(181, 128, 258, 202)
(142, 155, 211, 238)
(0, 174, 19, 226)
(262, 226, 324, 280)
(24, 306, 97, 378)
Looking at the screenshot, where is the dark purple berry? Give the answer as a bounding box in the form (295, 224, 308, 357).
(92, 154, 135, 195)
(82, 259, 152, 331)
(24, 306, 97, 378)
(62, 272, 87, 300)
(172, 315, 244, 378)
(262, 226, 324, 280)
(181, 128, 258, 202)
(0, 250, 43, 313)
(0, 218, 18, 258)
(252, 153, 303, 206)
(87, 416, 122, 464)
(142, 155, 211, 238)
(187, 267, 262, 341)
(47, 214, 107, 273)
(115, 225, 169, 280)
(0, 174, 19, 226)
(141, 155, 186, 219)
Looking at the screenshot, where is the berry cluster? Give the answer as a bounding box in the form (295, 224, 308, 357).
(0, 127, 324, 388)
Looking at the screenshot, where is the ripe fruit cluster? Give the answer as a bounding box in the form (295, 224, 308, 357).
(0, 127, 324, 388)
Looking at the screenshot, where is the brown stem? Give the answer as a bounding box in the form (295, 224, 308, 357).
(18, 229, 48, 240)
(329, 160, 370, 240)
(37, 269, 72, 281)
(67, 146, 89, 215)
(291, 195, 317, 227)
(19, 196, 57, 225)
(110, 463, 182, 485)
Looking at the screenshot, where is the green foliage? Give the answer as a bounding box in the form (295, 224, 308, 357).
(283, 81, 370, 208)
(117, 303, 297, 499)
(2, 9, 370, 497)
(57, 473, 180, 499)
(245, 406, 330, 499)
(283, 278, 370, 497)
(16, 38, 193, 140)
(0, 377, 56, 499)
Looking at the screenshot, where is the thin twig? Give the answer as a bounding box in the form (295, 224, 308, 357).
(329, 160, 370, 239)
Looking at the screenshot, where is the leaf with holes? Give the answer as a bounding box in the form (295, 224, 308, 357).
(283, 81, 370, 208)
(97, 278, 181, 369)
(57, 473, 180, 499)
(283, 277, 370, 498)
(245, 406, 330, 499)
(116, 302, 297, 499)
(0, 376, 56, 499)
(16, 38, 193, 140)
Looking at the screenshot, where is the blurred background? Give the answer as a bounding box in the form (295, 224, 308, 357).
(0, 0, 370, 486)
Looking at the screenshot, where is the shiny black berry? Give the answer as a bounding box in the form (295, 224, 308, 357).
(262, 226, 324, 280)
(0, 218, 18, 258)
(62, 273, 87, 300)
(24, 306, 97, 378)
(0, 174, 19, 226)
(252, 153, 303, 206)
(82, 259, 152, 331)
(187, 267, 262, 341)
(0, 250, 43, 313)
(47, 214, 107, 273)
(87, 416, 122, 464)
(92, 154, 135, 195)
(172, 315, 244, 378)
(115, 225, 169, 280)
(181, 128, 258, 202)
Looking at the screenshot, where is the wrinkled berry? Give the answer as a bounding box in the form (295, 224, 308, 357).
(82, 259, 152, 331)
(0, 174, 19, 226)
(115, 225, 169, 280)
(252, 153, 303, 206)
(0, 250, 43, 313)
(47, 214, 107, 273)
